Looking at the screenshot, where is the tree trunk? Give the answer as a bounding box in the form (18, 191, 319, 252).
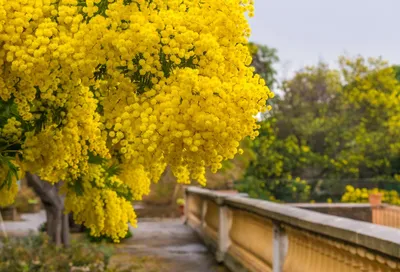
(25, 172, 70, 246)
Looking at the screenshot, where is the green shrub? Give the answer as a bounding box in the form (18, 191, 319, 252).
(0, 234, 125, 272)
(176, 198, 185, 206)
(38, 222, 46, 232)
(235, 176, 311, 203)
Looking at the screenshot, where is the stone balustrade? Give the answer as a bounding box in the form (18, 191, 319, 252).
(185, 187, 400, 272)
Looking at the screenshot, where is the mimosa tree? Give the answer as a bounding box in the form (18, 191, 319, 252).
(0, 0, 272, 243)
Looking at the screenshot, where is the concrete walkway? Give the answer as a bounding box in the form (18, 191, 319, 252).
(1, 211, 225, 272)
(1, 210, 46, 237)
(111, 218, 226, 272)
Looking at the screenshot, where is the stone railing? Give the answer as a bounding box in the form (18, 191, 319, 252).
(184, 187, 400, 272)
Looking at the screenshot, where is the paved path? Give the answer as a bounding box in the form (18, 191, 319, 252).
(1, 210, 46, 237)
(111, 218, 226, 272)
(1, 211, 225, 272)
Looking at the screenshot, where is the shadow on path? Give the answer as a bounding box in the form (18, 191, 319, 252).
(111, 218, 227, 272)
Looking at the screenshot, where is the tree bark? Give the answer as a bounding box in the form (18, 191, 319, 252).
(25, 172, 70, 246)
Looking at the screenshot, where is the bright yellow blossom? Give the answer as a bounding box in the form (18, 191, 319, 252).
(0, 0, 270, 240)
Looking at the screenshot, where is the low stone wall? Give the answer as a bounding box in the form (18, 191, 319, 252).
(185, 187, 400, 272)
(0, 206, 20, 221)
(289, 203, 373, 222)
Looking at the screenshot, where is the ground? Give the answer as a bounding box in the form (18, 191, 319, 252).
(1, 211, 226, 272)
(111, 218, 226, 272)
(0, 210, 46, 236)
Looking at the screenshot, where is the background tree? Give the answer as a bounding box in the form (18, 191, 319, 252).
(248, 42, 280, 90)
(238, 56, 400, 201)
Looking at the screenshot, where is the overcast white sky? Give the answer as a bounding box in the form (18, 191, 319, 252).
(249, 0, 399, 81)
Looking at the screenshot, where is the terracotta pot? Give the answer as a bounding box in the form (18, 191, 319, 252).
(369, 193, 383, 206)
(179, 205, 184, 216)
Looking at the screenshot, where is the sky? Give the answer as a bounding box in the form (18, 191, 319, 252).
(249, 0, 400, 81)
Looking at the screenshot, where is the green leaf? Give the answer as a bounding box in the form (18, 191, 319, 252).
(105, 163, 122, 178)
(88, 152, 107, 165)
(0, 157, 19, 190)
(70, 179, 84, 196)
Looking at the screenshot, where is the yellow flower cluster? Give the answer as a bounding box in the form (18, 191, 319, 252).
(341, 185, 400, 205)
(21, 86, 108, 182)
(0, 0, 271, 239)
(1, 117, 22, 142)
(0, 164, 18, 207)
(112, 68, 267, 185)
(63, 164, 137, 241)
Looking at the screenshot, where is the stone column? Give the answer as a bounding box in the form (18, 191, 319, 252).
(273, 222, 287, 272)
(216, 201, 232, 263)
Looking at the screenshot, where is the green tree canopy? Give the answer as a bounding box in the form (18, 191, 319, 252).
(238, 56, 400, 201)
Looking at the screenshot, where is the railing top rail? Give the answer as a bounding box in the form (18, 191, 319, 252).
(186, 186, 400, 259)
(185, 186, 245, 204)
(289, 203, 372, 208)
